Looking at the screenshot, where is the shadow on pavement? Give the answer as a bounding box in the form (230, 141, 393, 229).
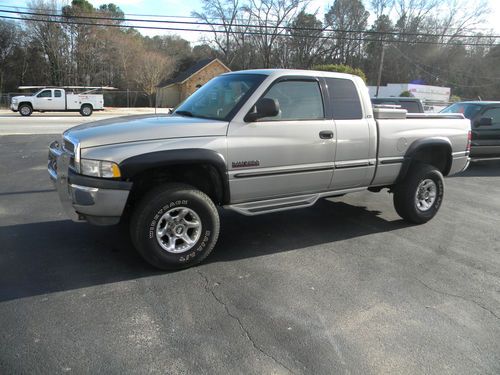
(454, 159, 500, 177)
(0, 199, 409, 302)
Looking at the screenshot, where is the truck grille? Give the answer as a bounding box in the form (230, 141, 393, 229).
(62, 136, 78, 171)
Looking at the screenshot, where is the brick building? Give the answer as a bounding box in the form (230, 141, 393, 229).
(156, 58, 231, 108)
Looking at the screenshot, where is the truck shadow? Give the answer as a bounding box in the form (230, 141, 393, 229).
(0, 199, 409, 302)
(454, 159, 500, 177)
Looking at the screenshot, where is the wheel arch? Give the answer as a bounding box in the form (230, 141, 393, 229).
(18, 101, 33, 108)
(119, 149, 230, 206)
(397, 137, 452, 181)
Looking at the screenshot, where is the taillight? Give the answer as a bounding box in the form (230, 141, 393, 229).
(466, 130, 472, 153)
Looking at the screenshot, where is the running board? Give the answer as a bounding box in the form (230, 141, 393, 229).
(225, 187, 367, 216)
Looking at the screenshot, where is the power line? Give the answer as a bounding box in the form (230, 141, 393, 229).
(2, 13, 498, 47)
(0, 2, 496, 33)
(0, 7, 499, 40)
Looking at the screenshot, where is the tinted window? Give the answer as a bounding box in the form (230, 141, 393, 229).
(441, 103, 482, 119)
(480, 107, 500, 128)
(326, 78, 363, 120)
(261, 80, 324, 121)
(54, 90, 62, 98)
(37, 90, 52, 98)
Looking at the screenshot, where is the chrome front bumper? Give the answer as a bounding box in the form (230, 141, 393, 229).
(48, 140, 131, 225)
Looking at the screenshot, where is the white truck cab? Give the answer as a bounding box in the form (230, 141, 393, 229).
(11, 86, 110, 116)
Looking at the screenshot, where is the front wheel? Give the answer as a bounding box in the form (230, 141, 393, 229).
(130, 184, 220, 270)
(19, 104, 32, 116)
(393, 163, 444, 224)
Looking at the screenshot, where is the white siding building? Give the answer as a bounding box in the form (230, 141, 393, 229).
(368, 83, 451, 102)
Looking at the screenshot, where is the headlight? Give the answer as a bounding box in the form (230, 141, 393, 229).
(12, 98, 18, 103)
(80, 159, 121, 178)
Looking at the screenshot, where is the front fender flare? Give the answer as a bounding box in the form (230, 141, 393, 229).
(119, 148, 230, 203)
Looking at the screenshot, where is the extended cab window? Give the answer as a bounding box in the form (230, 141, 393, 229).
(262, 80, 324, 121)
(37, 90, 52, 98)
(54, 90, 62, 98)
(326, 78, 363, 120)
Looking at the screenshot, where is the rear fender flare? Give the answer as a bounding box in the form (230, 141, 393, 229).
(397, 137, 452, 182)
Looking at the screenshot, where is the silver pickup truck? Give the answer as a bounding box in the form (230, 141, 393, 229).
(48, 69, 471, 270)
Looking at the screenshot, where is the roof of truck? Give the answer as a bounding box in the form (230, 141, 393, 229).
(372, 97, 423, 102)
(454, 101, 500, 105)
(223, 69, 358, 80)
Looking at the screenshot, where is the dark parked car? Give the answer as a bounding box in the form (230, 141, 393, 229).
(371, 97, 424, 113)
(441, 101, 500, 158)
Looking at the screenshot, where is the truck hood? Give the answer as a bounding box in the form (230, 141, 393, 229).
(65, 114, 229, 148)
(12, 95, 31, 101)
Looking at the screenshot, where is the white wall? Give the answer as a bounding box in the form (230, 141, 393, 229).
(368, 83, 450, 102)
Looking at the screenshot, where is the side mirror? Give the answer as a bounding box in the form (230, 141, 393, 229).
(476, 117, 493, 127)
(244, 98, 280, 122)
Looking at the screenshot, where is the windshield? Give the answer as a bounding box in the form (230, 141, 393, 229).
(174, 74, 266, 121)
(441, 103, 482, 119)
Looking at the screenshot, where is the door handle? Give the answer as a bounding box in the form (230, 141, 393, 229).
(319, 130, 334, 139)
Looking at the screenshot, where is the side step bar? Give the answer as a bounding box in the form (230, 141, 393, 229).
(225, 187, 367, 216)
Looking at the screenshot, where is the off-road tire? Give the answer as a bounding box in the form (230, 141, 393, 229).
(130, 183, 220, 270)
(19, 104, 32, 116)
(80, 104, 93, 116)
(393, 163, 444, 224)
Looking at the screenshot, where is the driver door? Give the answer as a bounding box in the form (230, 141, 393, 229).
(33, 89, 54, 110)
(472, 106, 500, 156)
(227, 78, 336, 203)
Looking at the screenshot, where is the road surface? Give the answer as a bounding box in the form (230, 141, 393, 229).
(0, 133, 499, 374)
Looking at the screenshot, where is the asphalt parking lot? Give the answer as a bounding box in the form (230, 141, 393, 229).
(0, 133, 499, 374)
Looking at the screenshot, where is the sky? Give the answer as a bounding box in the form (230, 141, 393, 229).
(2, 0, 500, 44)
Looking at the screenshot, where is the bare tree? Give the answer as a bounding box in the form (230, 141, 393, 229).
(243, 0, 306, 68)
(133, 51, 175, 106)
(324, 0, 369, 65)
(24, 0, 70, 85)
(0, 20, 19, 94)
(369, 0, 394, 18)
(192, 0, 242, 65)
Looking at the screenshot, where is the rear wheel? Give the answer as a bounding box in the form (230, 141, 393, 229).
(393, 163, 444, 224)
(19, 104, 32, 116)
(80, 104, 93, 116)
(130, 183, 220, 270)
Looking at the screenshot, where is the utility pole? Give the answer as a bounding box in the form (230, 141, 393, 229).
(376, 43, 385, 98)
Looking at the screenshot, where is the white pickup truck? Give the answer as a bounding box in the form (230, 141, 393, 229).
(48, 69, 471, 270)
(11, 87, 105, 116)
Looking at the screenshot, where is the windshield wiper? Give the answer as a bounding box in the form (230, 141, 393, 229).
(175, 110, 194, 117)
